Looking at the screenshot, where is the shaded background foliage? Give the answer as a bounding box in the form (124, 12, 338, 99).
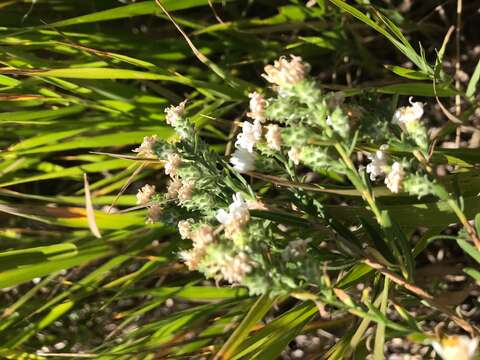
(1, 0, 480, 359)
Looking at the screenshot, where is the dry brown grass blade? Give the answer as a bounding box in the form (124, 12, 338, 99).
(454, 0, 463, 146)
(84, 173, 101, 239)
(433, 25, 462, 125)
(90, 151, 164, 163)
(154, 0, 233, 85)
(207, 0, 225, 24)
(247, 172, 369, 196)
(107, 161, 146, 214)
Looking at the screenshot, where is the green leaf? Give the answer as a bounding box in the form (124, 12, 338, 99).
(0, 159, 132, 186)
(216, 293, 276, 360)
(0, 105, 85, 124)
(464, 267, 480, 282)
(335, 263, 373, 289)
(11, 129, 172, 155)
(0, 242, 111, 289)
(384, 65, 430, 80)
(231, 302, 317, 360)
(31, 1, 228, 29)
(373, 279, 389, 360)
(466, 58, 480, 98)
(376, 82, 456, 97)
(0, 243, 78, 273)
(457, 239, 480, 264)
(0, 203, 145, 229)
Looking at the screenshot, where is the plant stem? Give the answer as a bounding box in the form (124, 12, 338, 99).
(334, 143, 384, 226)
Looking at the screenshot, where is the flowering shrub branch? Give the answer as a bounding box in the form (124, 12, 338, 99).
(133, 54, 480, 356)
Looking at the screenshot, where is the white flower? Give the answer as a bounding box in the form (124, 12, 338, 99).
(191, 224, 215, 248)
(136, 184, 156, 205)
(392, 97, 424, 125)
(288, 147, 301, 165)
(178, 219, 194, 239)
(133, 135, 158, 159)
(179, 248, 204, 271)
(178, 225, 215, 271)
(220, 252, 252, 283)
(385, 162, 405, 193)
(265, 124, 281, 151)
(247, 92, 266, 123)
(432, 336, 479, 360)
(216, 192, 250, 237)
(178, 180, 195, 202)
(165, 100, 187, 126)
(366, 150, 388, 181)
(146, 204, 162, 224)
(235, 120, 262, 153)
(262, 55, 311, 87)
(165, 153, 181, 177)
(166, 177, 182, 199)
(230, 148, 256, 173)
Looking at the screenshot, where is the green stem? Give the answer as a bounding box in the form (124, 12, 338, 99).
(334, 143, 384, 226)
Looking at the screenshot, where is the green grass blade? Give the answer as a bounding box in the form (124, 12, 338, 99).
(215, 293, 275, 360)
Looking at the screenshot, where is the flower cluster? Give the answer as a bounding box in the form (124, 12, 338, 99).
(133, 135, 158, 159)
(230, 97, 265, 173)
(179, 224, 215, 271)
(247, 92, 266, 123)
(216, 192, 250, 238)
(131, 55, 448, 305)
(366, 149, 389, 181)
(165, 100, 187, 127)
(127, 48, 480, 360)
(229, 89, 284, 172)
(365, 149, 407, 193)
(136, 184, 156, 205)
(262, 55, 311, 89)
(384, 162, 405, 194)
(392, 97, 429, 150)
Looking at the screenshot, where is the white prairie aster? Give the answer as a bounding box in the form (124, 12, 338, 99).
(220, 252, 252, 283)
(164, 153, 181, 177)
(230, 148, 256, 173)
(165, 100, 187, 126)
(262, 55, 311, 87)
(235, 120, 262, 153)
(191, 224, 215, 248)
(166, 177, 182, 199)
(136, 184, 156, 205)
(432, 336, 479, 360)
(247, 92, 266, 123)
(265, 124, 281, 151)
(385, 162, 405, 193)
(288, 147, 301, 165)
(177, 219, 194, 239)
(133, 135, 158, 159)
(179, 248, 204, 271)
(366, 149, 388, 181)
(146, 204, 162, 224)
(216, 192, 250, 237)
(392, 97, 424, 125)
(177, 180, 195, 202)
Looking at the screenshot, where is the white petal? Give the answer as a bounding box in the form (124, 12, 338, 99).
(216, 209, 230, 225)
